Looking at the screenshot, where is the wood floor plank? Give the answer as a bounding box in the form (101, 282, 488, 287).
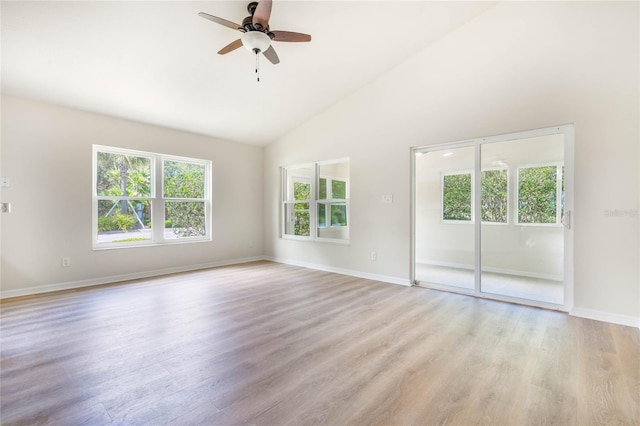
(1, 261, 638, 425)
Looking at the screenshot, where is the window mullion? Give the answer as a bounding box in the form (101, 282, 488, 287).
(310, 164, 318, 239)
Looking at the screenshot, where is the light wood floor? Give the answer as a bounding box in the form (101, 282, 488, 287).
(1, 261, 638, 425)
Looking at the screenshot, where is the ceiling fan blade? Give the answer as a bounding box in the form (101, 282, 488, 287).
(198, 12, 241, 31)
(271, 30, 311, 42)
(262, 45, 280, 64)
(218, 39, 243, 55)
(252, 0, 272, 30)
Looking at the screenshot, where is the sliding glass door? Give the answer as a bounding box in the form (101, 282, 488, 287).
(480, 135, 566, 304)
(412, 126, 573, 309)
(414, 145, 475, 292)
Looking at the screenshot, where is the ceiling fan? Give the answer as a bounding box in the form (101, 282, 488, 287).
(199, 0, 311, 80)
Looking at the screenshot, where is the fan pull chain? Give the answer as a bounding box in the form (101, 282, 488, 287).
(255, 51, 260, 83)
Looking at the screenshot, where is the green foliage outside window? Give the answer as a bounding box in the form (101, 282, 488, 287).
(331, 204, 347, 226)
(164, 161, 205, 198)
(443, 166, 562, 225)
(518, 166, 557, 224)
(481, 170, 508, 223)
(443, 173, 472, 221)
(332, 180, 347, 199)
(96, 152, 151, 219)
(163, 161, 206, 237)
(294, 182, 310, 236)
(318, 204, 326, 228)
(166, 201, 206, 237)
(317, 178, 347, 228)
(97, 214, 138, 232)
(319, 178, 327, 200)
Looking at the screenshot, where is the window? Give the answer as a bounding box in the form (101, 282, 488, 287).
(282, 164, 312, 237)
(442, 172, 472, 222)
(282, 159, 349, 242)
(93, 145, 211, 248)
(517, 164, 563, 225)
(442, 169, 508, 223)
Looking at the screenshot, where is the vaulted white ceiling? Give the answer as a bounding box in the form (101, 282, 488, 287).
(1, 1, 494, 146)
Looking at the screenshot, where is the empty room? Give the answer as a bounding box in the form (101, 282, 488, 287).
(1, 1, 639, 425)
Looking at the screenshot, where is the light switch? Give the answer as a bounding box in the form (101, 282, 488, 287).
(0, 177, 9, 188)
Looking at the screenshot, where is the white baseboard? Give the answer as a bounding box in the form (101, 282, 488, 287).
(570, 307, 640, 329)
(264, 256, 412, 287)
(0, 256, 265, 299)
(4, 256, 636, 330)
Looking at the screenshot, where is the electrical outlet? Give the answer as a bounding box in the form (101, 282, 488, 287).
(382, 195, 393, 204)
(371, 251, 377, 261)
(62, 257, 71, 267)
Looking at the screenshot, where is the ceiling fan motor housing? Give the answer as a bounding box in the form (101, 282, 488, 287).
(247, 2, 259, 14)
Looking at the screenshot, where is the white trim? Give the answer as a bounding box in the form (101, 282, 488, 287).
(0, 256, 264, 299)
(265, 256, 411, 287)
(570, 307, 640, 329)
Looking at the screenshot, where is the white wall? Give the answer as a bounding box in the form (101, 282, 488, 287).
(1, 95, 264, 296)
(264, 2, 639, 323)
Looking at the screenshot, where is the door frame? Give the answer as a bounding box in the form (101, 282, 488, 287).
(410, 124, 574, 312)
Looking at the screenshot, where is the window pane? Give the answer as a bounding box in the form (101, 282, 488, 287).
(294, 182, 310, 201)
(97, 199, 151, 244)
(331, 204, 347, 226)
(319, 178, 327, 200)
(284, 203, 310, 236)
(96, 152, 151, 197)
(332, 180, 347, 199)
(318, 203, 326, 228)
(443, 173, 472, 221)
(518, 166, 557, 223)
(165, 201, 206, 239)
(285, 165, 313, 202)
(164, 161, 205, 199)
(481, 169, 508, 223)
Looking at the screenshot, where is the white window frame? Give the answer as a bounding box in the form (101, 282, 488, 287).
(515, 162, 564, 227)
(317, 174, 349, 229)
(281, 158, 349, 244)
(441, 169, 474, 224)
(92, 145, 212, 249)
(441, 168, 511, 225)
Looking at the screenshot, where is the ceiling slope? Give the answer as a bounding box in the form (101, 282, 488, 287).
(1, 1, 494, 146)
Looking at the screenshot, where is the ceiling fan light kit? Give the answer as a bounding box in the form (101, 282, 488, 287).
(241, 31, 271, 54)
(199, 0, 311, 82)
